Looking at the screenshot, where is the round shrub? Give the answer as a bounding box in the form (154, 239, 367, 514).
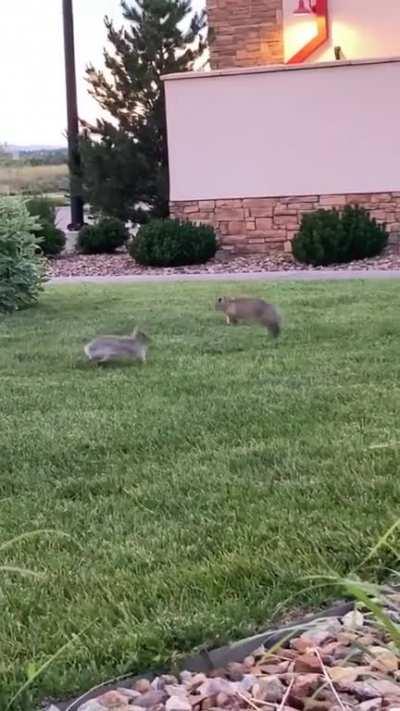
(340, 204, 388, 261)
(39, 224, 66, 256)
(78, 217, 129, 254)
(0, 197, 46, 313)
(292, 209, 344, 266)
(130, 218, 217, 267)
(26, 196, 66, 257)
(293, 205, 388, 267)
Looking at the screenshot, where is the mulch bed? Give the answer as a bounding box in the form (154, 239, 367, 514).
(48, 596, 400, 711)
(47, 250, 400, 279)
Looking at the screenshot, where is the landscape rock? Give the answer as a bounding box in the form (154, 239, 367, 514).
(78, 701, 112, 711)
(300, 627, 336, 647)
(358, 699, 383, 711)
(291, 637, 313, 653)
(200, 698, 218, 710)
(367, 646, 399, 672)
(133, 690, 167, 707)
(252, 645, 266, 658)
(189, 674, 207, 689)
(294, 653, 322, 673)
(259, 661, 291, 674)
(165, 695, 192, 711)
(252, 676, 285, 703)
(92, 690, 130, 707)
(117, 687, 141, 699)
(226, 662, 245, 680)
(365, 680, 400, 697)
(198, 678, 235, 698)
(237, 674, 257, 693)
(243, 656, 255, 669)
(346, 680, 400, 701)
(342, 610, 365, 629)
(303, 699, 335, 711)
(179, 672, 193, 684)
(165, 685, 191, 698)
(134, 679, 152, 694)
(215, 692, 233, 707)
(290, 673, 321, 700)
(329, 666, 371, 685)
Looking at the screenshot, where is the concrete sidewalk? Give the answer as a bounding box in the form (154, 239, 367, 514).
(48, 268, 400, 286)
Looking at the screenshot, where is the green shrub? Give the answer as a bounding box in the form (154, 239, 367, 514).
(26, 196, 66, 257)
(130, 218, 217, 267)
(340, 204, 388, 261)
(0, 197, 46, 313)
(77, 217, 129, 254)
(39, 224, 66, 257)
(292, 205, 388, 266)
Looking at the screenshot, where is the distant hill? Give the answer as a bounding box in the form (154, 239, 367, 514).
(4, 144, 67, 153)
(1, 144, 68, 166)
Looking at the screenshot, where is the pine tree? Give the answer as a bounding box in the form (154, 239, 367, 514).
(82, 1, 207, 221)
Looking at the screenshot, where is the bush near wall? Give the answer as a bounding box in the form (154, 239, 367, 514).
(130, 218, 217, 267)
(77, 217, 129, 254)
(293, 205, 389, 266)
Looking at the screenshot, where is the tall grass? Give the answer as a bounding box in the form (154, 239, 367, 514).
(311, 518, 400, 651)
(0, 164, 68, 195)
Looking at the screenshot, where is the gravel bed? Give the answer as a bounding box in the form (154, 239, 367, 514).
(46, 595, 400, 711)
(48, 251, 400, 280)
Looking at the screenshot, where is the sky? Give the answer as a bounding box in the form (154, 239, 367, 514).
(0, 0, 205, 147)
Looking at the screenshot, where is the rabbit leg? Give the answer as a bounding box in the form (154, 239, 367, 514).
(94, 354, 112, 365)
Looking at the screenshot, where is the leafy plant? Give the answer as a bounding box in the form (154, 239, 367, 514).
(130, 218, 217, 267)
(308, 519, 400, 651)
(26, 196, 66, 257)
(77, 216, 129, 254)
(293, 205, 388, 266)
(0, 197, 46, 313)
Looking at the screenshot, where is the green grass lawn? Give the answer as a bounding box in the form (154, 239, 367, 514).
(1, 280, 400, 708)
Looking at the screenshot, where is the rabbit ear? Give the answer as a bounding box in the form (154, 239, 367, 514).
(132, 327, 138, 337)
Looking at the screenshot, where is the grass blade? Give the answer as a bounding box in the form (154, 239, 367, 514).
(6, 623, 93, 711)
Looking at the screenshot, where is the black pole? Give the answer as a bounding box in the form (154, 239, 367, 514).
(62, 0, 84, 230)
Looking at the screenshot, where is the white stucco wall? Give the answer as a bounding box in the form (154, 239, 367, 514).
(165, 59, 400, 203)
(283, 0, 400, 63)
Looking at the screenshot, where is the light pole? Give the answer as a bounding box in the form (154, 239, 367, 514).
(62, 0, 84, 230)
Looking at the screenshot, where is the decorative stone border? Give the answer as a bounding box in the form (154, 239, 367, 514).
(52, 600, 353, 711)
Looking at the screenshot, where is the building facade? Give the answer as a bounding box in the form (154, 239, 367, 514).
(165, 1, 400, 254)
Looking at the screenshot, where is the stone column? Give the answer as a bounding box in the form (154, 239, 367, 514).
(206, 0, 284, 70)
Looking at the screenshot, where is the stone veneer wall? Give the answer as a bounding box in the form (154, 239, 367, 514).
(170, 193, 400, 254)
(206, 0, 284, 69)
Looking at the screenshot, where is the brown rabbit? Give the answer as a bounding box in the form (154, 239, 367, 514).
(215, 297, 281, 338)
(84, 328, 149, 363)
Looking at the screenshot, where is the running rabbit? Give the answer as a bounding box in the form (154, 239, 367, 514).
(215, 297, 281, 338)
(84, 328, 149, 363)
